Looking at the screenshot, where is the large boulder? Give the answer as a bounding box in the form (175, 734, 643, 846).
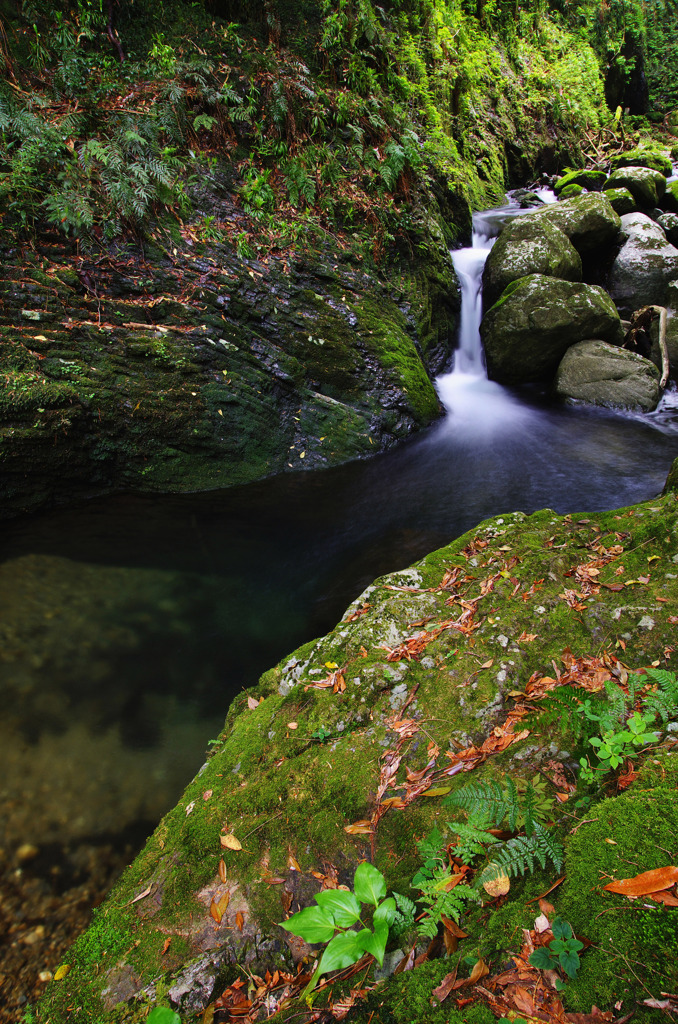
(554, 338, 662, 412)
(607, 212, 678, 315)
(663, 179, 678, 214)
(603, 166, 667, 208)
(658, 211, 678, 246)
(527, 192, 621, 254)
(481, 274, 625, 384)
(481, 217, 582, 309)
(610, 147, 673, 177)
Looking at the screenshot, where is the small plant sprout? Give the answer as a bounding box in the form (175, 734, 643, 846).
(529, 917, 584, 990)
(279, 862, 395, 1000)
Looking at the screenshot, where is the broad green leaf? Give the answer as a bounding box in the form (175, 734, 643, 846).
(279, 906, 335, 943)
(353, 861, 387, 906)
(551, 917, 573, 941)
(315, 889, 361, 927)
(528, 948, 554, 970)
(549, 939, 568, 954)
(147, 1010, 181, 1024)
(373, 897, 396, 929)
(317, 931, 364, 974)
(356, 924, 388, 965)
(559, 948, 581, 978)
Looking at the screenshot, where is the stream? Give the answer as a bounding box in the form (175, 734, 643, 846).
(1, 198, 678, 885)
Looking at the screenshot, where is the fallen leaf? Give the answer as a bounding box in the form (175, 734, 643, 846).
(344, 820, 374, 834)
(287, 721, 298, 730)
(432, 968, 458, 1003)
(54, 965, 70, 981)
(648, 890, 678, 906)
(467, 957, 490, 984)
(483, 870, 510, 897)
(287, 851, 301, 871)
(247, 696, 260, 710)
(481, 659, 494, 668)
(162, 937, 171, 955)
(218, 859, 228, 883)
(604, 865, 678, 896)
(220, 833, 243, 851)
(518, 632, 537, 643)
(203, 789, 213, 801)
(236, 911, 245, 931)
(210, 891, 231, 923)
(533, 912, 551, 933)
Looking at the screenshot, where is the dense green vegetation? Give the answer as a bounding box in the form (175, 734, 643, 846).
(0, 0, 672, 259)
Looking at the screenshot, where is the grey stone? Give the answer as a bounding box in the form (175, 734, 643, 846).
(527, 192, 621, 254)
(658, 212, 678, 247)
(608, 213, 678, 315)
(482, 217, 582, 309)
(481, 274, 624, 384)
(603, 166, 667, 208)
(554, 339, 661, 412)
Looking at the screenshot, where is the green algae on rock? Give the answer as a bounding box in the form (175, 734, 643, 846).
(37, 484, 678, 1023)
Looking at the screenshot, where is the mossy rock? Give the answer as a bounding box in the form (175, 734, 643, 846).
(528, 192, 621, 254)
(554, 338, 661, 412)
(482, 217, 582, 309)
(554, 168, 607, 194)
(603, 166, 667, 208)
(603, 186, 637, 216)
(38, 490, 678, 1022)
(558, 183, 584, 199)
(662, 178, 678, 214)
(481, 274, 624, 384)
(611, 146, 673, 177)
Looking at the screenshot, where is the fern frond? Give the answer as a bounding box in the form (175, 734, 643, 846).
(478, 823, 563, 887)
(444, 780, 516, 828)
(449, 820, 496, 865)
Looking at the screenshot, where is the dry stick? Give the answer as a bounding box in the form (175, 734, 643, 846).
(650, 304, 671, 388)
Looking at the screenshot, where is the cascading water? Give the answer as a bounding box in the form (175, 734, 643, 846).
(436, 201, 535, 433)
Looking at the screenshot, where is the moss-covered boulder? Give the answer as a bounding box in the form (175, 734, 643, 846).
(603, 165, 667, 208)
(37, 489, 678, 1023)
(611, 146, 673, 177)
(554, 168, 607, 194)
(527, 192, 621, 254)
(603, 185, 636, 215)
(607, 212, 678, 315)
(554, 338, 662, 411)
(481, 217, 582, 309)
(481, 274, 624, 384)
(558, 183, 583, 199)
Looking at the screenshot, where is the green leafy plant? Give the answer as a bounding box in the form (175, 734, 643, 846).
(280, 862, 395, 997)
(414, 867, 478, 939)
(528, 917, 583, 990)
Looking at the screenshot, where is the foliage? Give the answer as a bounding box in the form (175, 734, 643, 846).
(279, 862, 395, 996)
(147, 1010, 181, 1024)
(578, 669, 678, 781)
(529, 917, 583, 989)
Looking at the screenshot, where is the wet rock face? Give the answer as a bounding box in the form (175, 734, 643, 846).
(607, 212, 678, 315)
(0, 235, 460, 519)
(553, 168, 607, 194)
(527, 192, 621, 254)
(603, 165, 667, 208)
(481, 274, 624, 384)
(554, 338, 662, 412)
(482, 217, 582, 309)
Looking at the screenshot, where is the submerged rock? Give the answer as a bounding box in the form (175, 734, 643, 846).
(482, 217, 582, 309)
(554, 338, 662, 411)
(603, 165, 667, 208)
(527, 191, 621, 254)
(481, 274, 624, 384)
(607, 212, 678, 315)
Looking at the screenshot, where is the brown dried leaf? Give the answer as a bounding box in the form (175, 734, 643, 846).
(483, 870, 510, 898)
(432, 968, 458, 1003)
(604, 865, 678, 896)
(218, 859, 228, 883)
(236, 910, 245, 932)
(344, 820, 374, 834)
(220, 833, 242, 851)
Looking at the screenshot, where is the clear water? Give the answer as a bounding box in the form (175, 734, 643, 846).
(1, 201, 677, 856)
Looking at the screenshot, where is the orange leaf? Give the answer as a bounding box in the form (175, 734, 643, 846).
(344, 820, 374, 834)
(218, 859, 228, 883)
(236, 911, 245, 931)
(648, 889, 678, 906)
(603, 865, 678, 896)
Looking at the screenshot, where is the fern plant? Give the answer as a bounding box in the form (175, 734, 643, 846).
(414, 867, 478, 940)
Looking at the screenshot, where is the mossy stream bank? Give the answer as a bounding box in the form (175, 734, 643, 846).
(38, 461, 678, 1024)
(0, 216, 463, 521)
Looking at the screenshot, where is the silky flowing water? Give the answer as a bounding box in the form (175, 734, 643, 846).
(1, 201, 677, 983)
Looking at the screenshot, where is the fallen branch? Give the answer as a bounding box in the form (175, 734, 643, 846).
(650, 304, 670, 388)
